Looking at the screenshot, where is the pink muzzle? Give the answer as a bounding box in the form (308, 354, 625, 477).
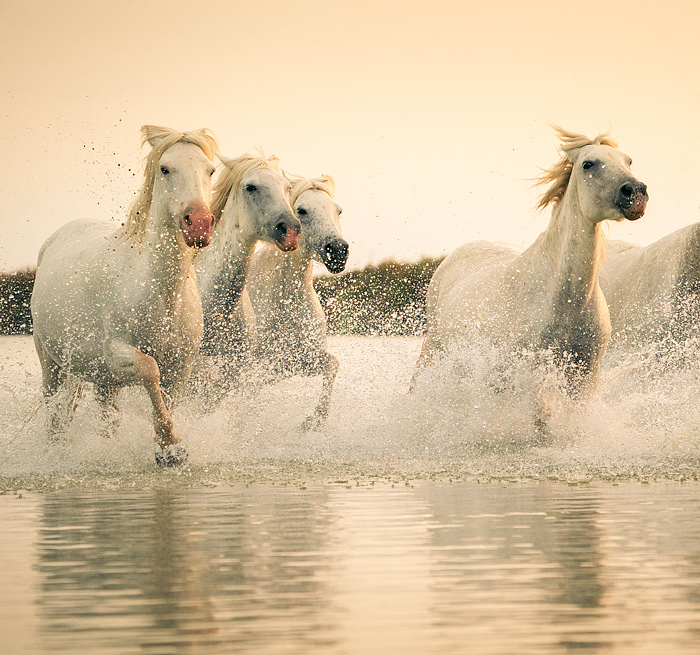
(276, 226, 300, 252)
(181, 204, 214, 248)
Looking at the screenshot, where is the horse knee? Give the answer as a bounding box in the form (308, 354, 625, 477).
(133, 353, 161, 386)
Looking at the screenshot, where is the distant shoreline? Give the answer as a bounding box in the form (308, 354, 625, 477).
(0, 257, 443, 337)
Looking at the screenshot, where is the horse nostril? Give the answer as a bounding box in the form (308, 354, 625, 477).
(184, 215, 193, 227)
(276, 221, 287, 236)
(620, 184, 634, 198)
(325, 240, 349, 261)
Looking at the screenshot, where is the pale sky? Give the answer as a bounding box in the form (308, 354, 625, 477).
(1, 0, 699, 272)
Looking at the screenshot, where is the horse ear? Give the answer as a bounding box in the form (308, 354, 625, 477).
(565, 148, 582, 163)
(220, 155, 236, 171)
(141, 125, 179, 149)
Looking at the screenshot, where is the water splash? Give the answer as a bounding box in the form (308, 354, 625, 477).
(2, 334, 700, 491)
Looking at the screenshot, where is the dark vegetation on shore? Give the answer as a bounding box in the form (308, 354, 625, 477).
(315, 257, 443, 336)
(0, 270, 34, 335)
(0, 257, 444, 337)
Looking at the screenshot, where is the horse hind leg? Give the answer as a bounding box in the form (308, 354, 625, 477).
(301, 352, 339, 432)
(34, 334, 82, 439)
(95, 384, 121, 438)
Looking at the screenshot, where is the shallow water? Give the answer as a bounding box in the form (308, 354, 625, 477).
(3, 335, 700, 653)
(4, 482, 700, 654)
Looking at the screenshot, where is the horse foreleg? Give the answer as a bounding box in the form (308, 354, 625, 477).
(301, 352, 339, 432)
(105, 341, 180, 451)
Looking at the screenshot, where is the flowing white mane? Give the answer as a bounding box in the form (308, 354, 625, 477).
(211, 149, 281, 225)
(284, 171, 335, 207)
(535, 125, 618, 211)
(287, 174, 336, 204)
(121, 125, 220, 242)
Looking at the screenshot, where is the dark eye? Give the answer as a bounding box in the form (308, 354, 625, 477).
(582, 161, 594, 170)
(209, 169, 215, 177)
(245, 184, 257, 192)
(160, 166, 170, 175)
(297, 207, 307, 216)
(337, 208, 343, 215)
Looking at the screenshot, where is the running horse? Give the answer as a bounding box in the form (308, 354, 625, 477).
(602, 224, 700, 352)
(31, 125, 219, 466)
(195, 151, 301, 396)
(412, 126, 648, 426)
(246, 174, 349, 430)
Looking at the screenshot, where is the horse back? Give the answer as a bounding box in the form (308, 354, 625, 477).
(426, 241, 522, 347)
(605, 222, 700, 345)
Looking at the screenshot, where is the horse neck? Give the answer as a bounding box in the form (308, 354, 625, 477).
(201, 195, 258, 305)
(143, 210, 193, 306)
(537, 191, 604, 310)
(277, 246, 314, 288)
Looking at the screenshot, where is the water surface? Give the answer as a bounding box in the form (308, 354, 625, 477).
(3, 335, 700, 653)
(3, 482, 700, 654)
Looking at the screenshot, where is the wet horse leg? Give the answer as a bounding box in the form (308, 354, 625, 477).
(35, 334, 82, 438)
(301, 352, 339, 432)
(105, 340, 180, 451)
(95, 383, 120, 438)
(409, 334, 437, 393)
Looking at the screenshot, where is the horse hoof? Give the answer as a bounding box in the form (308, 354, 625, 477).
(155, 444, 189, 468)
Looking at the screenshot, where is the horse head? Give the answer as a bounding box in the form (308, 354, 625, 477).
(154, 142, 216, 248)
(214, 152, 301, 252)
(568, 144, 648, 223)
(538, 126, 648, 224)
(125, 126, 218, 249)
(290, 175, 349, 274)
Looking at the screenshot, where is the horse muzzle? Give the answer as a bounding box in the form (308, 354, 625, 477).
(617, 182, 648, 221)
(181, 205, 214, 248)
(271, 215, 301, 252)
(320, 238, 349, 274)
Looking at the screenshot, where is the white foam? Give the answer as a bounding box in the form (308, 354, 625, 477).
(2, 334, 700, 490)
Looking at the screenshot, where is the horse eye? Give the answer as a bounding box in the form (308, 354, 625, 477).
(209, 169, 215, 177)
(337, 208, 343, 215)
(582, 161, 594, 170)
(297, 208, 307, 216)
(245, 184, 257, 192)
(160, 166, 170, 175)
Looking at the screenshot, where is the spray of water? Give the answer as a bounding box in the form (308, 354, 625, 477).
(2, 334, 700, 492)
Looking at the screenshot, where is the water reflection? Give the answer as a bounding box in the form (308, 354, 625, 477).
(35, 486, 340, 654)
(11, 483, 700, 654)
(418, 483, 700, 654)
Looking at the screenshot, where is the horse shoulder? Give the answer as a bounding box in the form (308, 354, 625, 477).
(671, 222, 700, 295)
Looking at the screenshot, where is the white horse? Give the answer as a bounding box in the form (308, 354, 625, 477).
(602, 224, 700, 351)
(31, 125, 219, 466)
(412, 126, 648, 423)
(246, 175, 349, 430)
(195, 151, 301, 394)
